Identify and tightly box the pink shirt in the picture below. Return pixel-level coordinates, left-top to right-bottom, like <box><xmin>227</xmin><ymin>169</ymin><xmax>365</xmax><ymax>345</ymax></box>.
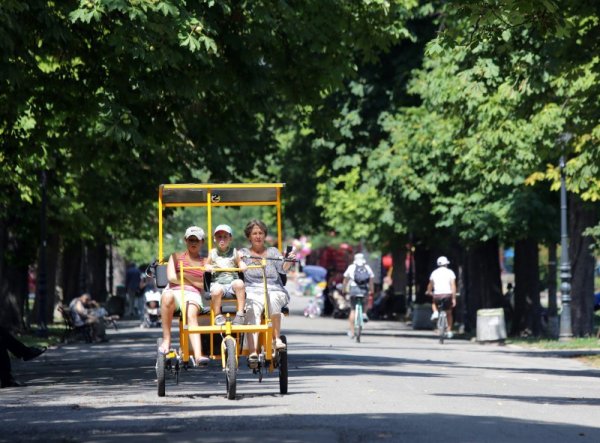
<box><xmin>170</xmin><ymin>251</ymin><xmax>205</xmax><ymax>293</ymax></box>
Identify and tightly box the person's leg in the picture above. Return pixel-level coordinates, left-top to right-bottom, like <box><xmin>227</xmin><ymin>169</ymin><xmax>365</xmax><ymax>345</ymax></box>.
<box><xmin>0</xmin><ymin>344</ymin><xmax>13</xmax><ymax>386</ymax></box>
<box><xmin>90</xmin><ymin>318</ymin><xmax>100</xmax><ymax>341</ymax></box>
<box><xmin>231</xmin><ymin>279</ymin><xmax>246</xmax><ymax>313</ymax></box>
<box><xmin>159</xmin><ymin>290</ymin><xmax>176</xmax><ymax>352</ymax></box>
<box><xmin>430</xmin><ymin>301</ymin><xmax>439</xmax><ymax>321</ymax></box>
<box><xmin>136</xmin><ymin>294</ymin><xmax>145</xmax><ymax>322</ymax></box>
<box><xmin>348</xmin><ymin>308</ymin><xmax>355</xmax><ymax>337</ymax></box>
<box><xmin>245</xmin><ymin>296</ymin><xmax>262</xmax><ymax>357</ymax></box>
<box><xmin>269</xmin><ymin>291</ymin><xmax>287</xmax><ymax>349</ymax></box>
<box><xmin>272</xmin><ymin>313</ymin><xmax>282</xmax><ymax>340</ymax></box>
<box><xmin>446</xmin><ymin>308</ymin><xmax>453</xmax><ymax>333</ymax></box>
<box><xmin>126</xmin><ymin>289</ymin><xmax>135</xmax><ymax>318</ymax></box>
<box><xmin>96</xmin><ymin>317</ymin><xmax>107</xmax><ymax>340</ymax></box>
<box><xmin>0</xmin><ymin>327</ymin><xmax>29</xmax><ymax>358</ymax></box>
<box><xmin>186</xmin><ymin>302</ymin><xmax>205</xmax><ymax>361</ymax></box>
<box><xmin>210</xmin><ymin>284</ymin><xmax>225</xmax><ymax>325</ymax></box>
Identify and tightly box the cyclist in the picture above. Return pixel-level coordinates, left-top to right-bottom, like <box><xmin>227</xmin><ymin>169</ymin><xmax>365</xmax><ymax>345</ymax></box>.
<box><xmin>426</xmin><ymin>256</ymin><xmax>457</xmax><ymax>338</ymax></box>
<box><xmin>342</xmin><ymin>253</ymin><xmax>374</xmax><ymax>339</ymax></box>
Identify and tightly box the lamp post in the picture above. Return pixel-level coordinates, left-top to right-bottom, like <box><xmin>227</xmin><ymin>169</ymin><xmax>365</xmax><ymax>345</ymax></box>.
<box><xmin>558</xmin><ymin>154</ymin><xmax>572</xmax><ymax>340</ymax></box>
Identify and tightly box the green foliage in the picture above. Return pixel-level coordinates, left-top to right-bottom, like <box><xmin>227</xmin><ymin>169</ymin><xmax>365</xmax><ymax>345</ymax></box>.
<box><xmin>1</xmin><ymin>0</ymin><xmax>412</xmax><ymax>269</ymax></box>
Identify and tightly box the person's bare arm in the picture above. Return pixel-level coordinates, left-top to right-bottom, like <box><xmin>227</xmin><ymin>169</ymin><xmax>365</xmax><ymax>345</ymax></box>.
<box><xmin>235</xmin><ymin>250</ymin><xmax>248</xmax><ymax>272</ymax></box>
<box><xmin>342</xmin><ymin>276</ymin><xmax>350</xmax><ymax>294</ymax></box>
<box><xmin>167</xmin><ymin>254</ymin><xmax>178</xmax><ymax>284</ymax></box>
<box><xmin>426</xmin><ymin>280</ymin><xmax>433</xmax><ymax>296</ymax></box>
<box><xmin>73</xmin><ymin>300</ymin><xmax>88</xmax><ymax>318</ymax></box>
<box><xmin>282</xmin><ymin>249</ymin><xmax>296</xmax><ymax>272</ymax></box>
<box><xmin>451</xmin><ymin>279</ymin><xmax>457</xmax><ymax>307</ymax></box>
<box><xmin>204</xmin><ymin>252</ymin><xmax>214</xmax><ymax>273</ymax></box>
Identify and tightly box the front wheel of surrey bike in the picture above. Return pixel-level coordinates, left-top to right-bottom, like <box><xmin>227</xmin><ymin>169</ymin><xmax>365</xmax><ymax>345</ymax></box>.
<box><xmin>438</xmin><ymin>312</ymin><xmax>447</xmax><ymax>344</ymax></box>
<box><xmin>156</xmin><ymin>338</ymin><xmax>166</xmax><ymax>397</ymax></box>
<box><xmin>278</xmin><ymin>335</ymin><xmax>288</xmax><ymax>394</ymax></box>
<box><xmin>224</xmin><ymin>338</ymin><xmax>237</xmax><ymax>400</ymax></box>
<box><xmin>355</xmin><ymin>301</ymin><xmax>363</xmax><ymax>343</ymax></box>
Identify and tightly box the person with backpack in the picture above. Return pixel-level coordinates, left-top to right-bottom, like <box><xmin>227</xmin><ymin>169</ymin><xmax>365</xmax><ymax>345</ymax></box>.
<box><xmin>342</xmin><ymin>253</ymin><xmax>374</xmax><ymax>339</ymax></box>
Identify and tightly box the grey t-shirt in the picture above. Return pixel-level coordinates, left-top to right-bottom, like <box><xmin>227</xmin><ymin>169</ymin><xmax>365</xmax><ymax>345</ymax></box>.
<box><xmin>239</xmin><ymin>247</ymin><xmax>289</xmax><ymax>299</ymax></box>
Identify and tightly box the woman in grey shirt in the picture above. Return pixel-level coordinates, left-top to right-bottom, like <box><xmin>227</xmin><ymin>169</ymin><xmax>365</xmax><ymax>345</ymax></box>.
<box><xmin>240</xmin><ymin>219</ymin><xmax>296</xmax><ymax>364</ymax></box>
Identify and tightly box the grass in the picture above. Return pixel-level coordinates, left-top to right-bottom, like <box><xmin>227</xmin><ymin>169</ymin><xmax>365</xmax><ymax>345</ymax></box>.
<box><xmin>507</xmin><ymin>336</ymin><xmax>600</xmax><ymax>368</ymax></box>
<box><xmin>14</xmin><ymin>323</ymin><xmax>66</xmax><ymax>349</ymax></box>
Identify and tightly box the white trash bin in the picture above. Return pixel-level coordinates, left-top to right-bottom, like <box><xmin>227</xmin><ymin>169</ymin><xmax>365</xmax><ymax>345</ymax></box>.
<box><xmin>476</xmin><ymin>308</ymin><xmax>507</xmax><ymax>342</ymax></box>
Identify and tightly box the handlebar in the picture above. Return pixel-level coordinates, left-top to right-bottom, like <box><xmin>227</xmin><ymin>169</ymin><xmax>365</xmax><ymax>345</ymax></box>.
<box><xmin>242</xmin><ymin>254</ymin><xmax>299</xmax><ymax>263</ymax></box>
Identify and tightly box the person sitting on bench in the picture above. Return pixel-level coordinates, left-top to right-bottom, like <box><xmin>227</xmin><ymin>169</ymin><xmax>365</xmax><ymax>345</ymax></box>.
<box><xmin>69</xmin><ymin>293</ymin><xmax>109</xmax><ymax>343</ymax></box>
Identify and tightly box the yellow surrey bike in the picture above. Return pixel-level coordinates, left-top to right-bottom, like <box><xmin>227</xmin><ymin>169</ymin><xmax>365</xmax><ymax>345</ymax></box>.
<box><xmin>153</xmin><ymin>183</ymin><xmax>290</xmax><ymax>399</ymax></box>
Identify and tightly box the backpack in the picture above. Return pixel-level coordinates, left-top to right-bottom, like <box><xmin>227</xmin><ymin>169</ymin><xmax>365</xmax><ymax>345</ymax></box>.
<box><xmin>354</xmin><ymin>265</ymin><xmax>370</xmax><ymax>288</ymax></box>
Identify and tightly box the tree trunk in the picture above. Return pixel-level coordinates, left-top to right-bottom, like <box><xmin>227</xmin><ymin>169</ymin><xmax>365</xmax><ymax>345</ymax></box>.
<box><xmin>0</xmin><ymin>219</ymin><xmax>29</xmax><ymax>331</ymax></box>
<box><xmin>413</xmin><ymin>243</ymin><xmax>433</xmax><ymax>305</ymax></box>
<box><xmin>44</xmin><ymin>233</ymin><xmax>60</xmax><ymax>324</ymax></box>
<box><xmin>388</xmin><ymin>233</ymin><xmax>408</xmax><ymax>316</ymax></box>
<box><xmin>512</xmin><ymin>238</ymin><xmax>541</xmax><ymax>336</ymax></box>
<box><xmin>86</xmin><ymin>241</ymin><xmax>108</xmax><ymax>302</ymax></box>
<box><xmin>568</xmin><ymin>195</ymin><xmax>598</xmax><ymax>337</ymax></box>
<box><xmin>465</xmin><ymin>238</ymin><xmax>503</xmax><ymax>333</ymax></box>
<box><xmin>61</xmin><ymin>240</ymin><xmax>82</xmax><ymax>304</ymax></box>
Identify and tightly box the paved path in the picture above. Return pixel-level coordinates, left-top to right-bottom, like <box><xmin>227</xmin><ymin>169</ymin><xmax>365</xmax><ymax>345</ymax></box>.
<box><xmin>2</xmin><ymin>295</ymin><xmax>599</xmax><ymax>442</ymax></box>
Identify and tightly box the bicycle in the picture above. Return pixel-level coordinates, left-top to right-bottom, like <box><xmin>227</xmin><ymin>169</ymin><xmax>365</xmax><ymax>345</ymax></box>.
<box><xmin>435</xmin><ymin>297</ymin><xmax>449</xmax><ymax>344</ymax></box>
<box><xmin>352</xmin><ymin>290</ymin><xmax>367</xmax><ymax>343</ymax></box>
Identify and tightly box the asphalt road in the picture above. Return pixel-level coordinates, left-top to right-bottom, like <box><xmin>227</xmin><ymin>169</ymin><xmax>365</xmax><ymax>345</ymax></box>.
<box><xmin>2</xmin><ymin>294</ymin><xmax>600</xmax><ymax>443</ymax></box>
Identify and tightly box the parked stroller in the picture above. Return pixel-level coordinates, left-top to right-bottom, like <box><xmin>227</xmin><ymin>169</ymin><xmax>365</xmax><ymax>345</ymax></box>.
<box><xmin>142</xmin><ymin>290</ymin><xmax>161</xmax><ymax>328</ymax></box>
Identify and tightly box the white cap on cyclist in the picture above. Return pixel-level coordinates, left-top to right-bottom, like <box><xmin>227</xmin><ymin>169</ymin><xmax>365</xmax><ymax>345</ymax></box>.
<box><xmin>214</xmin><ymin>224</ymin><xmax>233</xmax><ymax>236</ymax></box>
<box><xmin>354</xmin><ymin>253</ymin><xmax>366</xmax><ymax>266</ymax></box>
<box><xmin>185</xmin><ymin>226</ymin><xmax>205</xmax><ymax>240</ymax></box>
<box><xmin>437</xmin><ymin>256</ymin><xmax>450</xmax><ymax>266</ymax></box>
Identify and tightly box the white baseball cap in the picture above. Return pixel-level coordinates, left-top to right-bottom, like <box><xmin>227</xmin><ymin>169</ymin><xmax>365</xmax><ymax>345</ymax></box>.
<box><xmin>214</xmin><ymin>224</ymin><xmax>233</xmax><ymax>236</ymax></box>
<box><xmin>437</xmin><ymin>256</ymin><xmax>450</xmax><ymax>266</ymax></box>
<box><xmin>354</xmin><ymin>253</ymin><xmax>366</xmax><ymax>266</ymax></box>
<box><xmin>184</xmin><ymin>226</ymin><xmax>205</xmax><ymax>240</ymax></box>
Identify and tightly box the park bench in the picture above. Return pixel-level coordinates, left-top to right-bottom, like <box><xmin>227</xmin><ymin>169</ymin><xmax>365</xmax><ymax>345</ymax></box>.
<box><xmin>57</xmin><ymin>304</ymin><xmax>93</xmax><ymax>343</ymax></box>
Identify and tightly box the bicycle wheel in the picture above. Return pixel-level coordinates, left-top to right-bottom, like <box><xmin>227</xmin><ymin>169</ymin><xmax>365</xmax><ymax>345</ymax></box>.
<box><xmin>224</xmin><ymin>338</ymin><xmax>237</xmax><ymax>400</ymax></box>
<box><xmin>438</xmin><ymin>313</ymin><xmax>447</xmax><ymax>344</ymax></box>
<box><xmin>355</xmin><ymin>302</ymin><xmax>363</xmax><ymax>343</ymax></box>
<box><xmin>278</xmin><ymin>335</ymin><xmax>288</xmax><ymax>394</ymax></box>
<box><xmin>156</xmin><ymin>338</ymin><xmax>166</xmax><ymax>397</ymax></box>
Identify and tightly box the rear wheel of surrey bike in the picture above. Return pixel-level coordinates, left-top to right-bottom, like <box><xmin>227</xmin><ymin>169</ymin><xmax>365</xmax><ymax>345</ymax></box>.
<box><xmin>278</xmin><ymin>335</ymin><xmax>288</xmax><ymax>394</ymax></box>
<box><xmin>438</xmin><ymin>312</ymin><xmax>447</xmax><ymax>344</ymax></box>
<box><xmin>224</xmin><ymin>338</ymin><xmax>237</xmax><ymax>400</ymax></box>
<box><xmin>156</xmin><ymin>337</ymin><xmax>166</xmax><ymax>397</ymax></box>
<box><xmin>355</xmin><ymin>301</ymin><xmax>363</xmax><ymax>343</ymax></box>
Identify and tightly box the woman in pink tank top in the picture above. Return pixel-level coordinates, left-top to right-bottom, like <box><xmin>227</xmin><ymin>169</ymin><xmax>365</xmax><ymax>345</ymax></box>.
<box><xmin>158</xmin><ymin>226</ymin><xmax>209</xmax><ymax>366</ymax></box>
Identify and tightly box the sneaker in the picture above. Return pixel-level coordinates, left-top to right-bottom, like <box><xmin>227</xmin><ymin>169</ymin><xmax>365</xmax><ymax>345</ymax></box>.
<box><xmin>274</xmin><ymin>338</ymin><xmax>286</xmax><ymax>350</ymax></box>
<box><xmin>232</xmin><ymin>313</ymin><xmax>245</xmax><ymax>325</ymax></box>
<box><xmin>446</xmin><ymin>331</ymin><xmax>453</xmax><ymax>339</ymax></box>
<box><xmin>248</xmin><ymin>352</ymin><xmax>259</xmax><ymax>368</ymax></box>
<box><xmin>22</xmin><ymin>346</ymin><xmax>46</xmax><ymax>361</ymax></box>
<box><xmin>362</xmin><ymin>313</ymin><xmax>369</xmax><ymax>323</ymax></box>
<box><xmin>430</xmin><ymin>311</ymin><xmax>439</xmax><ymax>321</ymax></box>
<box><xmin>215</xmin><ymin>314</ymin><xmax>226</xmax><ymax>326</ymax></box>
<box><xmin>347</xmin><ymin>330</ymin><xmax>354</xmax><ymax>339</ymax></box>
